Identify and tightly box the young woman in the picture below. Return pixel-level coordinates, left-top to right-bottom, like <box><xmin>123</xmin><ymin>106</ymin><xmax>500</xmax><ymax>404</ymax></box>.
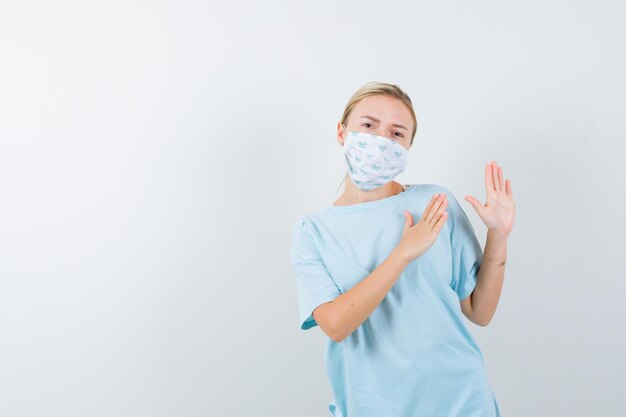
<box><xmin>290</xmin><ymin>82</ymin><xmax>516</xmax><ymax>417</ymax></box>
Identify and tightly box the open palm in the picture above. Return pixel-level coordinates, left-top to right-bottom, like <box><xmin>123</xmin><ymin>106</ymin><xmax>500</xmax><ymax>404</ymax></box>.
<box><xmin>464</xmin><ymin>161</ymin><xmax>516</xmax><ymax>238</ymax></box>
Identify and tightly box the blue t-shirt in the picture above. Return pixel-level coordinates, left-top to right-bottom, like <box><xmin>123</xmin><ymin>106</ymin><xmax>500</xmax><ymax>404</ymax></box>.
<box><xmin>289</xmin><ymin>183</ymin><xmax>501</xmax><ymax>417</ymax></box>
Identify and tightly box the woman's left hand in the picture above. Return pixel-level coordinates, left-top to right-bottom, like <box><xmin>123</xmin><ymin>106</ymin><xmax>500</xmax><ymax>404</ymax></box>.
<box><xmin>464</xmin><ymin>161</ymin><xmax>516</xmax><ymax>238</ymax></box>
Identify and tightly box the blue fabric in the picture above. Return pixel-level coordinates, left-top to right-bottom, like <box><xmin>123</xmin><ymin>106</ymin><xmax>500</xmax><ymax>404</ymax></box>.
<box><xmin>290</xmin><ymin>184</ymin><xmax>501</xmax><ymax>417</ymax></box>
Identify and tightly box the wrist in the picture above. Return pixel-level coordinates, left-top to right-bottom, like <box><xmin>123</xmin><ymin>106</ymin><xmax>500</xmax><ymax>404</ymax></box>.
<box><xmin>484</xmin><ymin>252</ymin><xmax>506</xmax><ymax>267</ymax></box>
<box><xmin>487</xmin><ymin>229</ymin><xmax>509</xmax><ymax>241</ymax></box>
<box><xmin>390</xmin><ymin>246</ymin><xmax>411</xmax><ymax>268</ymax></box>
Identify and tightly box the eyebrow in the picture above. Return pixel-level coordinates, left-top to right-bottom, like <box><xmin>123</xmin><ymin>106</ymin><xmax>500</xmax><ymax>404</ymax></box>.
<box><xmin>360</xmin><ymin>115</ymin><xmax>408</xmax><ymax>131</ymax></box>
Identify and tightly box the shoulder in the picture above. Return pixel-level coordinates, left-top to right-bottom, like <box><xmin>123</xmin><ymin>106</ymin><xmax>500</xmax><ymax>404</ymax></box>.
<box><xmin>291</xmin><ymin>211</ymin><xmax>324</xmax><ymax>230</ymax></box>
<box><xmin>290</xmin><ymin>215</ymin><xmax>315</xmax><ymax>264</ymax></box>
<box><xmin>292</xmin><ymin>214</ymin><xmax>309</xmax><ymax>229</ymax></box>
<box><xmin>407</xmin><ymin>183</ymin><xmax>466</xmax><ymax>218</ymax></box>
<box><xmin>290</xmin><ymin>212</ymin><xmax>331</xmax><ymax>265</ymax></box>
<box><xmin>290</xmin><ymin>212</ymin><xmax>326</xmax><ymax>242</ymax></box>
<box><xmin>407</xmin><ymin>183</ymin><xmax>456</xmax><ymax>199</ymax></box>
<box><xmin>291</xmin><ymin>214</ymin><xmax>311</xmax><ymax>238</ymax></box>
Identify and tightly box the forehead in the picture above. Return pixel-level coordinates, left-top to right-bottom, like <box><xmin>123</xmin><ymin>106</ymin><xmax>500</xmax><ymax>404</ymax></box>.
<box><xmin>351</xmin><ymin>95</ymin><xmax>413</xmax><ymax>126</ymax></box>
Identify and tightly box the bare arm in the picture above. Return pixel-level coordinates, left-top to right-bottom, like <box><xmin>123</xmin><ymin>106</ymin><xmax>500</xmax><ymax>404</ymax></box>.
<box><xmin>461</xmin><ymin>161</ymin><xmax>515</xmax><ymax>326</ymax></box>
<box><xmin>463</xmin><ymin>230</ymin><xmax>507</xmax><ymax>326</ymax></box>
<box><xmin>313</xmin><ymin>248</ymin><xmax>410</xmax><ymax>342</ymax></box>
<box><xmin>315</xmin><ymin>192</ymin><xmax>449</xmax><ymax>342</ymax></box>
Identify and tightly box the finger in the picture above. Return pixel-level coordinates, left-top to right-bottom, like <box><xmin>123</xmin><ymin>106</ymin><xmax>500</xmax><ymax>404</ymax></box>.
<box><xmin>485</xmin><ymin>163</ymin><xmax>494</xmax><ymax>195</ymax></box>
<box><xmin>424</xmin><ymin>193</ymin><xmax>445</xmax><ymax>223</ymax></box>
<box><xmin>506</xmin><ymin>179</ymin><xmax>512</xmax><ymax>196</ymax></box>
<box><xmin>400</xmin><ymin>212</ymin><xmax>411</xmax><ymax>237</ymax></box>
<box><xmin>420</xmin><ymin>193</ymin><xmax>440</xmax><ymax>222</ymax></box>
<box><xmin>433</xmin><ymin>210</ymin><xmax>448</xmax><ymax>231</ymax></box>
<box><xmin>403</xmin><ymin>211</ymin><xmax>413</xmax><ymax>230</ymax></box>
<box><xmin>464</xmin><ymin>195</ymin><xmax>483</xmax><ymax>216</ymax></box>
<box><xmin>492</xmin><ymin>161</ymin><xmax>501</xmax><ymax>192</ymax></box>
<box><xmin>427</xmin><ymin>194</ymin><xmax>447</xmax><ymax>225</ymax></box>
<box><xmin>498</xmin><ymin>166</ymin><xmax>505</xmax><ymax>191</ymax></box>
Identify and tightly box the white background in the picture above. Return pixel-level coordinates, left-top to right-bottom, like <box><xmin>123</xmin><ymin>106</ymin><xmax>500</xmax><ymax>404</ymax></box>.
<box><xmin>1</xmin><ymin>1</ymin><xmax>625</xmax><ymax>416</ymax></box>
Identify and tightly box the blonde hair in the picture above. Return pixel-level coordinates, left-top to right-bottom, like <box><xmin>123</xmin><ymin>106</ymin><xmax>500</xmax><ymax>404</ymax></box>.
<box><xmin>336</xmin><ymin>81</ymin><xmax>418</xmax><ymax>194</ymax></box>
<box><xmin>340</xmin><ymin>81</ymin><xmax>418</xmax><ymax>144</ymax></box>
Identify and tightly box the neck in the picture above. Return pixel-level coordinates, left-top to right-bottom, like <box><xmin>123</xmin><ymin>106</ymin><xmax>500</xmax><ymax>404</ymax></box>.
<box><xmin>334</xmin><ymin>176</ymin><xmax>405</xmax><ymax>206</ymax></box>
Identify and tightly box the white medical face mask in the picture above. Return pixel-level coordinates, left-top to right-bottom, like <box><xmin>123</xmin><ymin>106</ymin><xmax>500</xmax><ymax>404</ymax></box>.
<box><xmin>341</xmin><ymin>124</ymin><xmax>409</xmax><ymax>191</ymax></box>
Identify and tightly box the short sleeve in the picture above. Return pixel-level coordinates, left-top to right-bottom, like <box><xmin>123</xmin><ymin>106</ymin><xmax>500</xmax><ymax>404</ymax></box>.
<box><xmin>442</xmin><ymin>189</ymin><xmax>484</xmax><ymax>301</ymax></box>
<box><xmin>290</xmin><ymin>216</ymin><xmax>342</xmax><ymax>331</ymax></box>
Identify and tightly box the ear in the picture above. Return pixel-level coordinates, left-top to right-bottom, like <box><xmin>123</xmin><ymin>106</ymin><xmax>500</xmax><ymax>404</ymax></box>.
<box><xmin>337</xmin><ymin>122</ymin><xmax>346</xmax><ymax>146</ymax></box>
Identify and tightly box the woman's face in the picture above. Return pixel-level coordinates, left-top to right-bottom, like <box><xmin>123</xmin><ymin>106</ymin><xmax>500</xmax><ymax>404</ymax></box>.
<box><xmin>337</xmin><ymin>94</ymin><xmax>414</xmax><ymax>150</ymax></box>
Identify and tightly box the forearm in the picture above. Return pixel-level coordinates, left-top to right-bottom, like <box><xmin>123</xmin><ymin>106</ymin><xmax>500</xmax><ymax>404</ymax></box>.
<box><xmin>327</xmin><ymin>248</ymin><xmax>410</xmax><ymax>342</ymax></box>
<box><xmin>471</xmin><ymin>230</ymin><xmax>508</xmax><ymax>325</ymax></box>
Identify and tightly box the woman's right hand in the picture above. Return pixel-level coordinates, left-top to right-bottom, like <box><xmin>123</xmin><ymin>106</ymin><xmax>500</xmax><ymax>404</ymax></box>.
<box><xmin>395</xmin><ymin>193</ymin><xmax>449</xmax><ymax>263</ymax></box>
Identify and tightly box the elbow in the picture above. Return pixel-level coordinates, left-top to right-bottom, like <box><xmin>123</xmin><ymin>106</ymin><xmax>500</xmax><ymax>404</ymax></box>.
<box><xmin>469</xmin><ymin>304</ymin><xmax>493</xmax><ymax>327</ymax></box>
<box><xmin>475</xmin><ymin>316</ymin><xmax>492</xmax><ymax>327</ymax></box>
<box><xmin>329</xmin><ymin>322</ymin><xmax>347</xmax><ymax>343</ymax></box>
<box><xmin>314</xmin><ymin>302</ymin><xmax>348</xmax><ymax>342</ymax></box>
<box><xmin>331</xmin><ymin>332</ymin><xmax>347</xmax><ymax>343</ymax></box>
<box><xmin>315</xmin><ymin>316</ymin><xmax>345</xmax><ymax>342</ymax></box>
<box><xmin>325</xmin><ymin>318</ymin><xmax>350</xmax><ymax>343</ymax></box>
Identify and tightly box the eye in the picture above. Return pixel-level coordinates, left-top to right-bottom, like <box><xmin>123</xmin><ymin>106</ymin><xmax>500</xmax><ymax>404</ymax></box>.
<box><xmin>394</xmin><ymin>131</ymin><xmax>404</xmax><ymax>138</ymax></box>
<box><xmin>362</xmin><ymin>122</ymin><xmax>374</xmax><ymax>129</ymax></box>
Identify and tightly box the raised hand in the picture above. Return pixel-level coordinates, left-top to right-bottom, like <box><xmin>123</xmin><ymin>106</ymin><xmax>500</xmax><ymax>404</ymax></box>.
<box><xmin>464</xmin><ymin>161</ymin><xmax>516</xmax><ymax>238</ymax></box>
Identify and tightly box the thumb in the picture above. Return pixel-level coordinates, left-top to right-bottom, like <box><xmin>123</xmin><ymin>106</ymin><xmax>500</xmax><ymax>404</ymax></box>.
<box><xmin>464</xmin><ymin>195</ymin><xmax>484</xmax><ymax>215</ymax></box>
<box><xmin>403</xmin><ymin>211</ymin><xmax>414</xmax><ymax>230</ymax></box>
